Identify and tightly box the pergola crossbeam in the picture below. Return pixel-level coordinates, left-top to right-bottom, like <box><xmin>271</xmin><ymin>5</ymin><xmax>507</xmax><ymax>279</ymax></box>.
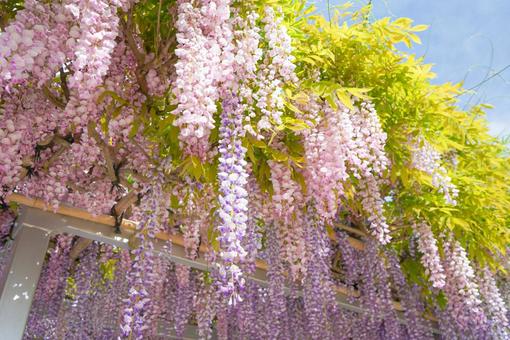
<box><xmin>0</xmin><ymin>219</ymin><xmax>50</xmax><ymax>340</ymax></box>
<box><xmin>0</xmin><ymin>194</ymin><xmax>440</xmax><ymax>337</ymax></box>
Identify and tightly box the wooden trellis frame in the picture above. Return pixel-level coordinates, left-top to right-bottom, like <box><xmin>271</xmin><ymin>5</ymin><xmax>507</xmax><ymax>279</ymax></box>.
<box><xmin>0</xmin><ymin>194</ymin><xmax>439</xmax><ymax>339</ymax></box>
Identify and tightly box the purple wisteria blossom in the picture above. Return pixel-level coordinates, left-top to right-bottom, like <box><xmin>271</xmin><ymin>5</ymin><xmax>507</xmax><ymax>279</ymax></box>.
<box><xmin>216</xmin><ymin>95</ymin><xmax>249</xmax><ymax>303</ymax></box>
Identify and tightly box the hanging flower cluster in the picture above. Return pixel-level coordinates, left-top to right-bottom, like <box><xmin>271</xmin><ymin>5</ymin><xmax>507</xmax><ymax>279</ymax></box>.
<box><xmin>254</xmin><ymin>6</ymin><xmax>297</xmax><ymax>131</ymax></box>
<box><xmin>414</xmin><ymin>222</ymin><xmax>446</xmax><ymax>289</ymax></box>
<box><xmin>0</xmin><ymin>0</ymin><xmax>73</xmax><ymax>87</ymax></box>
<box><xmin>216</xmin><ymin>96</ymin><xmax>249</xmax><ymax>302</ymax></box>
<box><xmin>357</xmin><ymin>240</ymin><xmax>403</xmax><ymax>339</ymax></box>
<box><xmin>411</xmin><ymin>137</ymin><xmax>459</xmax><ymax>205</ymax></box>
<box><xmin>442</xmin><ymin>237</ymin><xmax>489</xmax><ymax>336</ymax></box>
<box><xmin>386</xmin><ymin>253</ymin><xmax>434</xmax><ymax>339</ymax></box>
<box><xmin>302</xmin><ymin>99</ymin><xmax>352</xmax><ymax>222</ymax></box>
<box><xmin>302</xmin><ymin>212</ymin><xmax>338</xmax><ymax>339</ymax></box>
<box><xmin>121</xmin><ymin>185</ymin><xmax>169</xmax><ymax>339</ymax></box>
<box><xmin>62</xmin><ymin>0</ymin><xmax>129</xmax><ymax>130</ymax></box>
<box><xmin>476</xmin><ymin>266</ymin><xmax>510</xmax><ymax>338</ymax></box>
<box><xmin>349</xmin><ymin>102</ymin><xmax>390</xmax><ymax>244</ymax></box>
<box><xmin>173</xmin><ymin>0</ymin><xmax>233</xmax><ymax>158</ymax></box>
<box><xmin>268</xmin><ymin>158</ymin><xmax>306</xmax><ymax>277</ymax></box>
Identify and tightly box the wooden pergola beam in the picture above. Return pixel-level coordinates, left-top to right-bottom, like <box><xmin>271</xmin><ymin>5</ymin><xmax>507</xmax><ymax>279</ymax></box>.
<box><xmin>69</xmin><ymin>238</ymin><xmax>93</xmax><ymax>260</ymax></box>
<box><xmin>6</xmin><ymin>193</ymin><xmax>365</xmax><ymax>251</ymax></box>
<box><xmin>5</xmin><ymin>193</ymin><xmax>442</xmax><ymax>325</ymax></box>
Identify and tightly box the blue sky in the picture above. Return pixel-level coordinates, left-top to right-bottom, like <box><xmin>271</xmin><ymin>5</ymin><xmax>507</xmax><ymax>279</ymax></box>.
<box><xmin>313</xmin><ymin>0</ymin><xmax>510</xmax><ymax>137</ymax></box>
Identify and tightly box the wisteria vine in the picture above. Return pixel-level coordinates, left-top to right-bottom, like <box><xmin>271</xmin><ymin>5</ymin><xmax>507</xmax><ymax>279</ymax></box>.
<box><xmin>0</xmin><ymin>0</ymin><xmax>507</xmax><ymax>339</ymax></box>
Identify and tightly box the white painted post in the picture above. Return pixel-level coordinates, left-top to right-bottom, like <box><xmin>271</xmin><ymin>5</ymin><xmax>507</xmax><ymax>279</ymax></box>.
<box><xmin>0</xmin><ymin>210</ymin><xmax>50</xmax><ymax>340</ymax></box>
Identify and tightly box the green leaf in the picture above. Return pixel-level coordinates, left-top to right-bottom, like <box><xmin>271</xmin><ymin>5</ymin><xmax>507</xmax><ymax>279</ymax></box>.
<box><xmin>292</xmin><ymin>167</ymin><xmax>307</xmax><ymax>193</ymax></box>
<box><xmin>409</xmin><ymin>33</ymin><xmax>422</xmax><ymax>45</ymax></box>
<box><xmin>170</xmin><ymin>195</ymin><xmax>179</xmax><ymax>209</ymax></box>
<box><xmin>335</xmin><ymin>89</ymin><xmax>354</xmax><ymax>110</ymax></box>
<box><xmin>246</xmin><ymin>143</ymin><xmax>257</xmax><ymax>164</ymax></box>
<box><xmin>282</xmin><ymin>117</ymin><xmax>310</xmax><ymax>132</ymax></box>
<box><xmin>270</xmin><ymin>148</ymin><xmax>289</xmax><ymax>162</ymax></box>
<box><xmin>96</xmin><ymin>90</ymin><xmax>129</xmax><ymax>106</ymax></box>
<box><xmin>129</xmin><ymin>119</ymin><xmax>141</xmax><ymax>138</ymax></box>
<box><xmin>325</xmin><ymin>93</ymin><xmax>337</xmax><ymax>109</ymax></box>
<box><xmin>393</xmin><ymin>17</ymin><xmax>413</xmax><ymax>28</ymax></box>
<box><xmin>345</xmin><ymin>87</ymin><xmax>372</xmax><ymax>100</ymax></box>
<box><xmin>190</xmin><ymin>156</ymin><xmax>203</xmax><ymax>181</ymax></box>
<box><xmin>450</xmin><ymin>217</ymin><xmax>471</xmax><ymax>231</ymax></box>
<box><xmin>248</xmin><ymin>134</ymin><xmax>267</xmax><ymax>149</ymax></box>
<box><xmin>411</xmin><ymin>24</ymin><xmax>429</xmax><ymax>32</ymax></box>
<box><xmin>284</xmin><ymin>101</ymin><xmax>303</xmax><ymax>114</ymax></box>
